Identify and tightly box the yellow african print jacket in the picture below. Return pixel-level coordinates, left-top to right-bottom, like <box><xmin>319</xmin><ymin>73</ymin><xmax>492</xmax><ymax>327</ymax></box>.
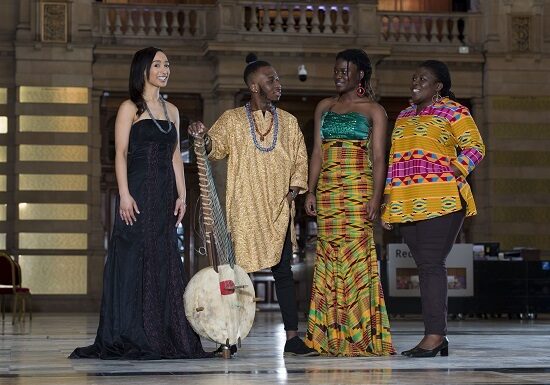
<box><xmin>382</xmin><ymin>97</ymin><xmax>485</xmax><ymax>224</ymax></box>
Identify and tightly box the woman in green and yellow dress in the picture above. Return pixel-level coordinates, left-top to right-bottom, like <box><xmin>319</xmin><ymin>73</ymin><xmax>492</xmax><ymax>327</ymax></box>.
<box><xmin>304</xmin><ymin>49</ymin><xmax>395</xmax><ymax>356</ymax></box>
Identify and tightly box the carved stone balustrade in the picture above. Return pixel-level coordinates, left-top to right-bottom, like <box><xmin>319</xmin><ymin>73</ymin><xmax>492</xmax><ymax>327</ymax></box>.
<box><xmin>378</xmin><ymin>11</ymin><xmax>481</xmax><ymax>46</ymax></box>
<box><xmin>240</xmin><ymin>2</ymin><xmax>353</xmax><ymax>35</ymax></box>
<box><xmin>92</xmin><ymin>2</ymin><xmax>482</xmax><ymax>50</ymax></box>
<box><xmin>94</xmin><ymin>3</ymin><xmax>212</xmax><ymax>42</ymax></box>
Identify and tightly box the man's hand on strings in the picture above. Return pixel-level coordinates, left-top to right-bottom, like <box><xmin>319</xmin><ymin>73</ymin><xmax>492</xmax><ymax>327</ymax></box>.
<box><xmin>188</xmin><ymin>121</ymin><xmax>208</xmax><ymax>138</ymax></box>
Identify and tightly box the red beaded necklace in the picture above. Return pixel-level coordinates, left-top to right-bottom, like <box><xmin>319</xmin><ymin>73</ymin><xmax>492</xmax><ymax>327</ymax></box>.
<box><xmin>252</xmin><ymin>112</ymin><xmax>273</xmax><ymax>141</ymax></box>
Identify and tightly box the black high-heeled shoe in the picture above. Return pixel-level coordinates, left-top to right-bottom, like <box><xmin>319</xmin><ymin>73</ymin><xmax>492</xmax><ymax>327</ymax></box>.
<box><xmin>407</xmin><ymin>337</ymin><xmax>449</xmax><ymax>358</ymax></box>
<box><xmin>400</xmin><ymin>346</ymin><xmax>420</xmax><ymax>356</ymax></box>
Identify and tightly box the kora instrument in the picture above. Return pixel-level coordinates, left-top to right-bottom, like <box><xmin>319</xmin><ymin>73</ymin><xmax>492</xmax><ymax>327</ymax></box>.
<box><xmin>183</xmin><ymin>136</ymin><xmax>256</xmax><ymax>357</ymax></box>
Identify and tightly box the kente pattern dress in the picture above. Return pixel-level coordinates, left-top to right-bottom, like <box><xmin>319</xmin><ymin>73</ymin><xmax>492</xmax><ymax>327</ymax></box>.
<box><xmin>70</xmin><ymin>119</ymin><xmax>210</xmax><ymax>360</ymax></box>
<box><xmin>305</xmin><ymin>111</ymin><xmax>395</xmax><ymax>356</ymax></box>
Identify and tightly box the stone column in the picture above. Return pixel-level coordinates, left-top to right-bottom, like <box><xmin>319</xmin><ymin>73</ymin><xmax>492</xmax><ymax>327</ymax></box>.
<box><xmin>215</xmin><ymin>0</ymin><xmax>241</xmax><ymax>41</ymax></box>
<box><xmin>355</xmin><ymin>0</ymin><xmax>379</xmax><ymax>46</ymax></box>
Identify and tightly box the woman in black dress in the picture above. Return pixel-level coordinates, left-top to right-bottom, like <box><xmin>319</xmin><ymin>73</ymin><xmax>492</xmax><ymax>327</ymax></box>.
<box><xmin>70</xmin><ymin>47</ymin><xmax>209</xmax><ymax>359</ymax></box>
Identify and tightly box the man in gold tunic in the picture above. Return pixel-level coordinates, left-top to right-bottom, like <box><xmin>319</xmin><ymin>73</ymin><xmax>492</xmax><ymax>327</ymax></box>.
<box><xmin>189</xmin><ymin>55</ymin><xmax>316</xmax><ymax>356</ymax></box>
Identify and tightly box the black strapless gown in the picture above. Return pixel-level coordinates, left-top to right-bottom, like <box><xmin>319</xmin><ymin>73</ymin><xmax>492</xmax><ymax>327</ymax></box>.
<box><xmin>70</xmin><ymin>119</ymin><xmax>209</xmax><ymax>360</ymax></box>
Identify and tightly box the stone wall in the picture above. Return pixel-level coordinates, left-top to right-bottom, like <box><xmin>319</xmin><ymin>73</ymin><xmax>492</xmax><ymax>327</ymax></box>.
<box><xmin>475</xmin><ymin>0</ymin><xmax>550</xmax><ymax>250</ymax></box>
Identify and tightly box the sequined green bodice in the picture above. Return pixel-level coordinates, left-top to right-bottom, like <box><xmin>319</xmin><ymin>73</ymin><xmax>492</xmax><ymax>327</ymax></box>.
<box><xmin>320</xmin><ymin>111</ymin><xmax>371</xmax><ymax>140</ymax></box>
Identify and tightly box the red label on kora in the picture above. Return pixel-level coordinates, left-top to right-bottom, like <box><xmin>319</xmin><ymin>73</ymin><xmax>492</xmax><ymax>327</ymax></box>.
<box><xmin>219</xmin><ymin>280</ymin><xmax>235</xmax><ymax>295</ymax></box>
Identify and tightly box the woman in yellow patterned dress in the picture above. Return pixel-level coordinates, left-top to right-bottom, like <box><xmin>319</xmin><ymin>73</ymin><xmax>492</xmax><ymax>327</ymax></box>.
<box><xmin>304</xmin><ymin>49</ymin><xmax>395</xmax><ymax>356</ymax></box>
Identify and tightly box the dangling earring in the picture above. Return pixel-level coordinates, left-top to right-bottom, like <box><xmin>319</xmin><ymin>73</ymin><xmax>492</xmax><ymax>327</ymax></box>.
<box><xmin>432</xmin><ymin>91</ymin><xmax>442</xmax><ymax>104</ymax></box>
<box><xmin>356</xmin><ymin>82</ymin><xmax>366</xmax><ymax>97</ymax></box>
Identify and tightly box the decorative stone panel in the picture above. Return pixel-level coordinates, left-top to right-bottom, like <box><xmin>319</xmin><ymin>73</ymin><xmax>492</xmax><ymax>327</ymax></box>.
<box><xmin>510</xmin><ymin>15</ymin><xmax>531</xmax><ymax>52</ymax></box>
<box><xmin>41</xmin><ymin>1</ymin><xmax>68</xmax><ymax>43</ymax></box>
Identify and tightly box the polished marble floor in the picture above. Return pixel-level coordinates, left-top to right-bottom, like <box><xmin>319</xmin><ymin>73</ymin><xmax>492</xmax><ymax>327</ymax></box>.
<box><xmin>1</xmin><ymin>312</ymin><xmax>550</xmax><ymax>385</ymax></box>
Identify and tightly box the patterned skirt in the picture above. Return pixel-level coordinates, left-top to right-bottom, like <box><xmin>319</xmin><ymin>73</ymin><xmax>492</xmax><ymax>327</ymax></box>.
<box><xmin>305</xmin><ymin>140</ymin><xmax>395</xmax><ymax>356</ymax></box>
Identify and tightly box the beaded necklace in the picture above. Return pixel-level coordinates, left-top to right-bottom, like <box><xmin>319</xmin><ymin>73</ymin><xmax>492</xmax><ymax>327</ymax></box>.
<box><xmin>145</xmin><ymin>97</ymin><xmax>173</xmax><ymax>134</ymax></box>
<box><xmin>253</xmin><ymin>113</ymin><xmax>273</xmax><ymax>141</ymax></box>
<box><xmin>245</xmin><ymin>102</ymin><xmax>278</xmax><ymax>152</ymax></box>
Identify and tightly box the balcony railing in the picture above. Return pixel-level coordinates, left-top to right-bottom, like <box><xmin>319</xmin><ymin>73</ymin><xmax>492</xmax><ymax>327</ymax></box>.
<box><xmin>240</xmin><ymin>3</ymin><xmax>353</xmax><ymax>35</ymax></box>
<box><xmin>92</xmin><ymin>2</ymin><xmax>480</xmax><ymax>48</ymax></box>
<box><xmin>379</xmin><ymin>12</ymin><xmax>472</xmax><ymax>45</ymax></box>
<box><xmin>95</xmin><ymin>4</ymin><xmax>210</xmax><ymax>39</ymax></box>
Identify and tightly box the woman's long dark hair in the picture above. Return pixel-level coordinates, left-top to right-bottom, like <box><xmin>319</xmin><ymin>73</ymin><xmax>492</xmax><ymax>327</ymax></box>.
<box><xmin>336</xmin><ymin>49</ymin><xmax>372</xmax><ymax>93</ymax></box>
<box><xmin>419</xmin><ymin>60</ymin><xmax>456</xmax><ymax>100</ymax></box>
<box><xmin>129</xmin><ymin>47</ymin><xmax>163</xmax><ymax>116</ymax></box>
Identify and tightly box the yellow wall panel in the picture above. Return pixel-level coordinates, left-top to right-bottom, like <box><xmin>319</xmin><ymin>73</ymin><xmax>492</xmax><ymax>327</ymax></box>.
<box><xmin>492</xmin><ymin>96</ymin><xmax>550</xmax><ymax>111</ymax></box>
<box><xmin>18</xmin><ymin>255</ymin><xmax>87</xmax><ymax>294</ymax></box>
<box><xmin>493</xmin><ymin>123</ymin><xmax>550</xmax><ymax>139</ymax></box>
<box><xmin>0</xmin><ymin>204</ymin><xmax>6</xmax><ymax>220</ymax></box>
<box><xmin>19</xmin><ymin>145</ymin><xmax>88</xmax><ymax>162</ymax></box>
<box><xmin>19</xmin><ymin>174</ymin><xmax>87</xmax><ymax>191</ymax></box>
<box><xmin>0</xmin><ymin>88</ymin><xmax>6</xmax><ymax>104</ymax></box>
<box><xmin>19</xmin><ymin>232</ymin><xmax>87</xmax><ymax>249</ymax></box>
<box><xmin>493</xmin><ymin>151</ymin><xmax>550</xmax><ymax>167</ymax></box>
<box><xmin>493</xmin><ymin>207</ymin><xmax>550</xmax><ymax>223</ymax></box>
<box><xmin>19</xmin><ymin>115</ymin><xmax>88</xmax><ymax>133</ymax></box>
<box><xmin>0</xmin><ymin>116</ymin><xmax>7</xmax><ymax>133</ymax></box>
<box><xmin>19</xmin><ymin>86</ymin><xmax>88</xmax><ymax>104</ymax></box>
<box><xmin>494</xmin><ymin>179</ymin><xmax>550</xmax><ymax>194</ymax></box>
<box><xmin>19</xmin><ymin>203</ymin><xmax>87</xmax><ymax>220</ymax></box>
<box><xmin>0</xmin><ymin>175</ymin><xmax>6</xmax><ymax>191</ymax></box>
<box><xmin>0</xmin><ymin>233</ymin><xmax>5</xmax><ymax>249</ymax></box>
<box><xmin>0</xmin><ymin>146</ymin><xmax>5</xmax><ymax>162</ymax></box>
<box><xmin>496</xmin><ymin>234</ymin><xmax>550</xmax><ymax>251</ymax></box>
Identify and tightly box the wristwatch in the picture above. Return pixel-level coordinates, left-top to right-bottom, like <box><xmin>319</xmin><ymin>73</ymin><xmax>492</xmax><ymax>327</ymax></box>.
<box><xmin>289</xmin><ymin>189</ymin><xmax>298</xmax><ymax>200</ymax></box>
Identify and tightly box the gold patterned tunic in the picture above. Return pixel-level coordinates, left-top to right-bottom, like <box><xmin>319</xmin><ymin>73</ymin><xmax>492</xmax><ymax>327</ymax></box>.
<box><xmin>208</xmin><ymin>106</ymin><xmax>308</xmax><ymax>272</ymax></box>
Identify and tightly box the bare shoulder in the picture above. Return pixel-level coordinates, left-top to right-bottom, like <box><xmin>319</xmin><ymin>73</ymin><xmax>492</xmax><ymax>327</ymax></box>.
<box><xmin>369</xmin><ymin>101</ymin><xmax>388</xmax><ymax>118</ymax></box>
<box><xmin>357</xmin><ymin>100</ymin><xmax>387</xmax><ymax>120</ymax></box>
<box><xmin>119</xmin><ymin>99</ymin><xmax>138</xmax><ymax>115</ymax></box>
<box><xmin>162</xmin><ymin>101</ymin><xmax>180</xmax><ymax>122</ymax></box>
<box><xmin>165</xmin><ymin>100</ymin><xmax>179</xmax><ymax>114</ymax></box>
<box><xmin>116</xmin><ymin>100</ymin><xmax>138</xmax><ymax>125</ymax></box>
<box><xmin>164</xmin><ymin>100</ymin><xmax>179</xmax><ymax>121</ymax></box>
<box><xmin>315</xmin><ymin>96</ymin><xmax>337</xmax><ymax>114</ymax></box>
